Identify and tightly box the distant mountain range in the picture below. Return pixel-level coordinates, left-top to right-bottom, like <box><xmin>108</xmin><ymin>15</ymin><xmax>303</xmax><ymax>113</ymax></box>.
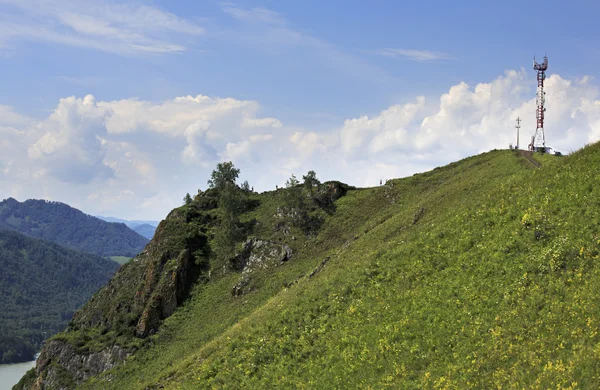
<box><xmin>130</xmin><ymin>223</ymin><xmax>156</xmax><ymax>239</ymax></box>
<box><xmin>0</xmin><ymin>229</ymin><xmax>119</xmax><ymax>364</ymax></box>
<box><xmin>0</xmin><ymin>198</ymin><xmax>149</xmax><ymax>257</ymax></box>
<box><xmin>97</xmin><ymin>216</ymin><xmax>159</xmax><ymax>239</ymax></box>
<box><xmin>97</xmin><ymin>216</ymin><xmax>159</xmax><ymax>228</ymax></box>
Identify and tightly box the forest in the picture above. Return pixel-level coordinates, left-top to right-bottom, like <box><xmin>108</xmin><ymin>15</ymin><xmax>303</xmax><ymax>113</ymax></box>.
<box><xmin>0</xmin><ymin>229</ymin><xmax>120</xmax><ymax>363</ymax></box>
<box><xmin>0</xmin><ymin>198</ymin><xmax>148</xmax><ymax>257</ymax></box>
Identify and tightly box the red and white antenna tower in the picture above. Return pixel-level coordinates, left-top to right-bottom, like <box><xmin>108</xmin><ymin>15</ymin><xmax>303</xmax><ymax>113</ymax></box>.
<box><xmin>530</xmin><ymin>55</ymin><xmax>548</xmax><ymax>150</ymax></box>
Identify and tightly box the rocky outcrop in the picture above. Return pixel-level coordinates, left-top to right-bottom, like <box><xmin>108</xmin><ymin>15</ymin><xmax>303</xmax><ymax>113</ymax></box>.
<box><xmin>22</xmin><ymin>340</ymin><xmax>130</xmax><ymax>390</ymax></box>
<box><xmin>68</xmin><ymin>207</ymin><xmax>209</xmax><ymax>339</ymax></box>
<box><xmin>134</xmin><ymin>247</ymin><xmax>196</xmax><ymax>337</ymax></box>
<box><xmin>20</xmin><ymin>200</ymin><xmax>212</xmax><ymax>389</ymax></box>
<box><xmin>231</xmin><ymin>238</ymin><xmax>292</xmax><ymax>296</ymax></box>
<box><xmin>313</xmin><ymin>181</ymin><xmax>352</xmax><ymax>212</ymax></box>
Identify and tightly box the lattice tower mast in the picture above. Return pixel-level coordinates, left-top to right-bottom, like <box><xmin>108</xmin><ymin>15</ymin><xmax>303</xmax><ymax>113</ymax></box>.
<box><xmin>533</xmin><ymin>55</ymin><xmax>548</xmax><ymax>148</ymax></box>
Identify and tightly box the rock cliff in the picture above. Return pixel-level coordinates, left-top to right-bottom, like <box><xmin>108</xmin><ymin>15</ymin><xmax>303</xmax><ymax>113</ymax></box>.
<box><xmin>18</xmin><ymin>197</ymin><xmax>214</xmax><ymax>389</ymax></box>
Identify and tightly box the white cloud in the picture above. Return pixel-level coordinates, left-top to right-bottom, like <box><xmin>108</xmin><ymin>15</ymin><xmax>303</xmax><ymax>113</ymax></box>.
<box><xmin>104</xmin><ymin>141</ymin><xmax>157</xmax><ymax>187</ymax></box>
<box><xmin>376</xmin><ymin>49</ymin><xmax>453</xmax><ymax>62</ymax></box>
<box><xmin>0</xmin><ymin>104</ymin><xmax>31</xmax><ymax>126</ymax></box>
<box><xmin>221</xmin><ymin>133</ymin><xmax>274</xmax><ymax>163</ymax></box>
<box><xmin>340</xmin><ymin>96</ymin><xmax>427</xmax><ymax>155</ymax></box>
<box><xmin>28</xmin><ymin>95</ymin><xmax>114</xmax><ymax>183</ymax></box>
<box><xmin>98</xmin><ymin>95</ymin><xmax>280</xmax><ymax>167</ymax></box>
<box><xmin>181</xmin><ymin>119</ymin><xmax>215</xmax><ymax>165</ymax></box>
<box><xmin>101</xmin><ymin>95</ymin><xmax>256</xmax><ymax>136</ymax></box>
<box><xmin>221</xmin><ymin>4</ymin><xmax>286</xmax><ymax>25</ymax></box>
<box><xmin>249</xmin><ymin>134</ymin><xmax>273</xmax><ymax>142</ymax></box>
<box><xmin>289</xmin><ymin>132</ymin><xmax>326</xmax><ymax>157</ymax></box>
<box><xmin>1</xmin><ymin>70</ymin><xmax>600</xmax><ymax>220</ymax></box>
<box><xmin>337</xmin><ymin>70</ymin><xmax>598</xmax><ymax>162</ymax></box>
<box><xmin>0</xmin><ymin>91</ymin><xmax>286</xmax><ymax>218</ymax></box>
<box><xmin>242</xmin><ymin>117</ymin><xmax>282</xmax><ymax>129</ymax></box>
<box><xmin>0</xmin><ymin>0</ymin><xmax>204</xmax><ymax>55</ymax></box>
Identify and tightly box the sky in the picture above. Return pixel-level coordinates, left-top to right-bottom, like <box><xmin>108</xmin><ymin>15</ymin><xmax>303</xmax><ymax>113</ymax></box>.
<box><xmin>1</xmin><ymin>0</ymin><xmax>600</xmax><ymax>220</ymax></box>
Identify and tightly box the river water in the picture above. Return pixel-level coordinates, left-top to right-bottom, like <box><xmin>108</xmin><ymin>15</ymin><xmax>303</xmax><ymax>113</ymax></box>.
<box><xmin>0</xmin><ymin>357</ymin><xmax>37</xmax><ymax>390</ymax></box>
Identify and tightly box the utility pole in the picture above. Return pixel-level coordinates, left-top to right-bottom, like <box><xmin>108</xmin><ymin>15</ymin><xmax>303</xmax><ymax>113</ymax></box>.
<box><xmin>515</xmin><ymin>117</ymin><xmax>521</xmax><ymax>149</ymax></box>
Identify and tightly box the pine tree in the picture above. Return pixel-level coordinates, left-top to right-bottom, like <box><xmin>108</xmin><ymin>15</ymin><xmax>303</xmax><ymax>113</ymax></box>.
<box><xmin>302</xmin><ymin>170</ymin><xmax>320</xmax><ymax>196</ymax></box>
<box><xmin>208</xmin><ymin>162</ymin><xmax>245</xmax><ymax>257</ymax></box>
<box><xmin>183</xmin><ymin>193</ymin><xmax>192</xmax><ymax>205</ymax></box>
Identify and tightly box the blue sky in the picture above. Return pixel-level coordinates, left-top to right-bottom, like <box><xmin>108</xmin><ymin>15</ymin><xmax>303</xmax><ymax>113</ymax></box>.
<box><xmin>1</xmin><ymin>0</ymin><xmax>600</xmax><ymax>219</ymax></box>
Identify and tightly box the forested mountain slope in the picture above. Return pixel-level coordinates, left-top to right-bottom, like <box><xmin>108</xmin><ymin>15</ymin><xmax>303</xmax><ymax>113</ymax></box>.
<box><xmin>19</xmin><ymin>144</ymin><xmax>600</xmax><ymax>389</ymax></box>
<box><xmin>0</xmin><ymin>230</ymin><xmax>119</xmax><ymax>364</ymax></box>
<box><xmin>0</xmin><ymin>198</ymin><xmax>148</xmax><ymax>257</ymax></box>
<box><xmin>132</xmin><ymin>224</ymin><xmax>156</xmax><ymax>239</ymax></box>
<box><xmin>96</xmin><ymin>217</ymin><xmax>158</xmax><ymax>239</ymax></box>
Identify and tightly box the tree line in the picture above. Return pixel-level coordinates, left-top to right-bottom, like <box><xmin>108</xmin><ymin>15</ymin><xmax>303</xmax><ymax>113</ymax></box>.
<box><xmin>182</xmin><ymin>162</ymin><xmax>345</xmax><ymax>260</ymax></box>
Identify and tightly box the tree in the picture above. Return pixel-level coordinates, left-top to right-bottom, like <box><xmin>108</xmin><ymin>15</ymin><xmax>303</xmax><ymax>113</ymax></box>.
<box><xmin>208</xmin><ymin>162</ymin><xmax>245</xmax><ymax>257</ymax></box>
<box><xmin>183</xmin><ymin>193</ymin><xmax>192</xmax><ymax>205</ymax></box>
<box><xmin>286</xmin><ymin>174</ymin><xmax>300</xmax><ymax>188</ymax></box>
<box><xmin>302</xmin><ymin>170</ymin><xmax>321</xmax><ymax>196</ymax></box>
<box><xmin>241</xmin><ymin>180</ymin><xmax>250</xmax><ymax>192</ymax></box>
<box><xmin>285</xmin><ymin>174</ymin><xmax>302</xmax><ymax>206</ymax></box>
<box><xmin>214</xmin><ymin>184</ymin><xmax>244</xmax><ymax>257</ymax></box>
<box><xmin>208</xmin><ymin>162</ymin><xmax>240</xmax><ymax>191</ymax></box>
<box><xmin>284</xmin><ymin>173</ymin><xmax>307</xmax><ymax>220</ymax></box>
<box><xmin>282</xmin><ymin>174</ymin><xmax>317</xmax><ymax>230</ymax></box>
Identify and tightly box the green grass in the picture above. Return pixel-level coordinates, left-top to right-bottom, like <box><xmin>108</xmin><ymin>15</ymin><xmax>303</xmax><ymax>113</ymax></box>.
<box><xmin>61</xmin><ymin>145</ymin><xmax>600</xmax><ymax>388</ymax></box>
<box><xmin>108</xmin><ymin>256</ymin><xmax>132</xmax><ymax>265</ymax></box>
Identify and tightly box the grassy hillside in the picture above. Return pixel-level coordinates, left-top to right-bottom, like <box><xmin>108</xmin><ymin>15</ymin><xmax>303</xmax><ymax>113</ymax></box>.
<box><xmin>0</xmin><ymin>230</ymin><xmax>119</xmax><ymax>364</ymax></box>
<box><xmin>0</xmin><ymin>198</ymin><xmax>148</xmax><ymax>257</ymax></box>
<box><xmin>22</xmin><ymin>144</ymin><xmax>600</xmax><ymax>388</ymax></box>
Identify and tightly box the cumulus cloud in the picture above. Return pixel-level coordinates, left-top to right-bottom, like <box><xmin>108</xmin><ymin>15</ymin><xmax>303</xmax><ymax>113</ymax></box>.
<box><xmin>0</xmin><ymin>104</ymin><xmax>31</xmax><ymax>127</ymax></box>
<box><xmin>340</xmin><ymin>96</ymin><xmax>427</xmax><ymax>155</ymax></box>
<box><xmin>28</xmin><ymin>95</ymin><xmax>114</xmax><ymax>183</ymax></box>
<box><xmin>221</xmin><ymin>134</ymin><xmax>274</xmax><ymax>163</ymax></box>
<box><xmin>337</xmin><ymin>69</ymin><xmax>595</xmax><ymax>160</ymax></box>
<box><xmin>181</xmin><ymin>119</ymin><xmax>217</xmax><ymax>165</ymax></box>
<box><xmin>101</xmin><ymin>95</ymin><xmax>266</xmax><ymax>135</ymax></box>
<box><xmin>242</xmin><ymin>117</ymin><xmax>282</xmax><ymax>129</ymax></box>
<box><xmin>0</xmin><ymin>91</ymin><xmax>287</xmax><ymax>218</ymax></box>
<box><xmin>289</xmin><ymin>132</ymin><xmax>327</xmax><ymax>158</ymax></box>
<box><xmin>2</xmin><ymin>70</ymin><xmax>600</xmax><ymax>220</ymax></box>
<box><xmin>98</xmin><ymin>94</ymin><xmax>281</xmax><ymax>167</ymax></box>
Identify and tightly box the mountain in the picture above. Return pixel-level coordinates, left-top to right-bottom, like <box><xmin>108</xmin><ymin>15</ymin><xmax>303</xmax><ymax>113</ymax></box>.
<box><xmin>132</xmin><ymin>223</ymin><xmax>157</xmax><ymax>239</ymax></box>
<box><xmin>97</xmin><ymin>216</ymin><xmax>159</xmax><ymax>239</ymax></box>
<box><xmin>0</xmin><ymin>229</ymin><xmax>120</xmax><ymax>364</ymax></box>
<box><xmin>0</xmin><ymin>198</ymin><xmax>149</xmax><ymax>257</ymax></box>
<box><xmin>18</xmin><ymin>145</ymin><xmax>600</xmax><ymax>388</ymax></box>
<box><xmin>96</xmin><ymin>216</ymin><xmax>159</xmax><ymax>229</ymax></box>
